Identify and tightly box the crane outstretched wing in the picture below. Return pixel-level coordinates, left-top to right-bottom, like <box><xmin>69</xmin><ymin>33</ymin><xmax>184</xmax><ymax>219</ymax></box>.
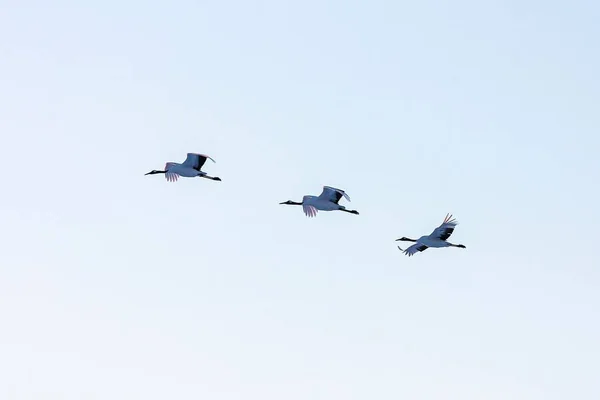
<box><xmin>303</xmin><ymin>204</ymin><xmax>318</xmax><ymax>218</ymax></box>
<box><xmin>181</xmin><ymin>153</ymin><xmax>216</xmax><ymax>171</ymax></box>
<box><xmin>165</xmin><ymin>172</ymin><xmax>179</xmax><ymax>182</ymax></box>
<box><xmin>398</xmin><ymin>244</ymin><xmax>429</xmax><ymax>257</ymax></box>
<box><xmin>317</xmin><ymin>186</ymin><xmax>351</xmax><ymax>204</ymax></box>
<box><xmin>429</xmin><ymin>213</ymin><xmax>459</xmax><ymax>241</ymax></box>
<box><xmin>164</xmin><ymin>162</ymin><xmax>180</xmax><ymax>182</ymax></box>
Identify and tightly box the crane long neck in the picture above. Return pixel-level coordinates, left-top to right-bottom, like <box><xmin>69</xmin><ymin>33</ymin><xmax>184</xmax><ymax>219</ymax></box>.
<box><xmin>145</xmin><ymin>170</ymin><xmax>166</xmax><ymax>175</ymax></box>
<box><xmin>279</xmin><ymin>200</ymin><xmax>303</xmax><ymax>206</ymax></box>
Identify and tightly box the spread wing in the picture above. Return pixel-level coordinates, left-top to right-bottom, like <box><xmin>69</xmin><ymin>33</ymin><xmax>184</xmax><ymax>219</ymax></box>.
<box><xmin>181</xmin><ymin>153</ymin><xmax>215</xmax><ymax>171</ymax></box>
<box><xmin>398</xmin><ymin>243</ymin><xmax>429</xmax><ymax>257</ymax></box>
<box><xmin>165</xmin><ymin>172</ymin><xmax>179</xmax><ymax>182</ymax></box>
<box><xmin>429</xmin><ymin>213</ymin><xmax>459</xmax><ymax>241</ymax></box>
<box><xmin>164</xmin><ymin>162</ymin><xmax>179</xmax><ymax>182</ymax></box>
<box><xmin>317</xmin><ymin>186</ymin><xmax>351</xmax><ymax>204</ymax></box>
<box><xmin>303</xmin><ymin>204</ymin><xmax>318</xmax><ymax>218</ymax></box>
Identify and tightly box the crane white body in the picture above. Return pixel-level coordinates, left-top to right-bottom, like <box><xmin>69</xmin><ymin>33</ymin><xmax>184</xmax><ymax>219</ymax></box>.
<box><xmin>412</xmin><ymin>235</ymin><xmax>454</xmax><ymax>248</ymax></box>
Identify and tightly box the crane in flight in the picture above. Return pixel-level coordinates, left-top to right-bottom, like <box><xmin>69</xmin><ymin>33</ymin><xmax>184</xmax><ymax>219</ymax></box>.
<box><xmin>145</xmin><ymin>153</ymin><xmax>222</xmax><ymax>182</ymax></box>
<box><xmin>280</xmin><ymin>186</ymin><xmax>359</xmax><ymax>218</ymax></box>
<box><xmin>396</xmin><ymin>213</ymin><xmax>466</xmax><ymax>257</ymax></box>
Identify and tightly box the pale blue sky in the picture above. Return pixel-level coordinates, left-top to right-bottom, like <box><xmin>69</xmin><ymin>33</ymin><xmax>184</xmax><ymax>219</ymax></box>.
<box><xmin>1</xmin><ymin>1</ymin><xmax>599</xmax><ymax>399</ymax></box>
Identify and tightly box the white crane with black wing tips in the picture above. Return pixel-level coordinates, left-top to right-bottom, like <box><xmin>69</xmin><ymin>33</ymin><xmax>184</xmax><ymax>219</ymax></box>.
<box><xmin>280</xmin><ymin>186</ymin><xmax>359</xmax><ymax>218</ymax></box>
<box><xmin>396</xmin><ymin>213</ymin><xmax>466</xmax><ymax>257</ymax></box>
<box><xmin>145</xmin><ymin>153</ymin><xmax>221</xmax><ymax>182</ymax></box>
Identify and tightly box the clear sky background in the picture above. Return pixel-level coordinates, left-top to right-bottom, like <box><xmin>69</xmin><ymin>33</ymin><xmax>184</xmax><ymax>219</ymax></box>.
<box><xmin>1</xmin><ymin>1</ymin><xmax>599</xmax><ymax>399</ymax></box>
